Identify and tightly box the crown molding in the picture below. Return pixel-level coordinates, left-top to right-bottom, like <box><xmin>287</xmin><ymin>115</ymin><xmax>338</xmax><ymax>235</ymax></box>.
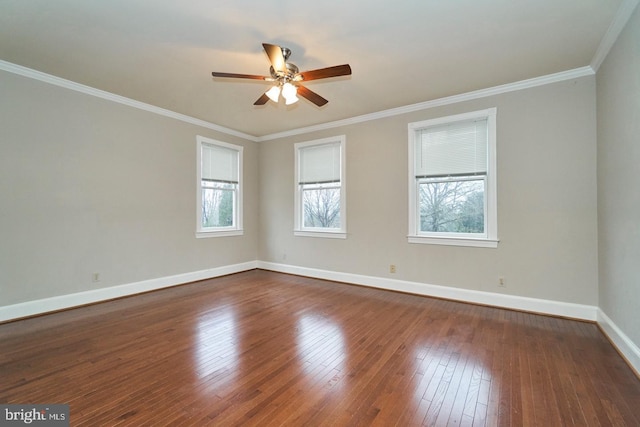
<box><xmin>590</xmin><ymin>0</ymin><xmax>639</xmax><ymax>72</ymax></box>
<box><xmin>4</xmin><ymin>0</ymin><xmax>635</xmax><ymax>144</ymax></box>
<box><xmin>257</xmin><ymin>66</ymin><xmax>595</xmax><ymax>142</ymax></box>
<box><xmin>0</xmin><ymin>61</ymin><xmax>597</xmax><ymax>143</ymax></box>
<box><xmin>0</xmin><ymin>60</ymin><xmax>259</xmax><ymax>142</ymax></box>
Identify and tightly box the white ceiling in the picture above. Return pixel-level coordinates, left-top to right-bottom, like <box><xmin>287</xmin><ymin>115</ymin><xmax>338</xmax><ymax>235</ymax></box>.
<box><xmin>0</xmin><ymin>0</ymin><xmax>625</xmax><ymax>137</ymax></box>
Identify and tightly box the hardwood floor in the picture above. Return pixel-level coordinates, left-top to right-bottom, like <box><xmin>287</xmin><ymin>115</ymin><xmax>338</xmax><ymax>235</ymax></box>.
<box><xmin>1</xmin><ymin>270</ymin><xmax>639</xmax><ymax>426</ymax></box>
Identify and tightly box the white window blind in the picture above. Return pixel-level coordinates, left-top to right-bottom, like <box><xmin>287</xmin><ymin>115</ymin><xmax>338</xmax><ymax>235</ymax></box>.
<box><xmin>299</xmin><ymin>142</ymin><xmax>341</xmax><ymax>184</ymax></box>
<box><xmin>202</xmin><ymin>143</ymin><xmax>239</xmax><ymax>183</ymax></box>
<box><xmin>415</xmin><ymin>118</ymin><xmax>488</xmax><ymax>178</ymax></box>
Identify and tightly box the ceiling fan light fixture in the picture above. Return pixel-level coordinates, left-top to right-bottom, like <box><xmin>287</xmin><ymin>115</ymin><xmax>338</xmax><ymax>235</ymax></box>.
<box><xmin>282</xmin><ymin>82</ymin><xmax>298</xmax><ymax>104</ymax></box>
<box><xmin>265</xmin><ymin>85</ymin><xmax>281</xmax><ymax>102</ymax></box>
<box><xmin>284</xmin><ymin>93</ymin><xmax>299</xmax><ymax>105</ymax></box>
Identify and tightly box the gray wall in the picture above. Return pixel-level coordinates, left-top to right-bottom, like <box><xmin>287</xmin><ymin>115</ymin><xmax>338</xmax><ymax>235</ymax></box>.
<box><xmin>259</xmin><ymin>76</ymin><xmax>599</xmax><ymax>306</ymax></box>
<box><xmin>0</xmin><ymin>47</ymin><xmax>614</xmax><ymax>317</ymax></box>
<box><xmin>0</xmin><ymin>70</ymin><xmax>258</xmax><ymax>305</ymax></box>
<box><xmin>597</xmin><ymin>5</ymin><xmax>640</xmax><ymax>346</ymax></box>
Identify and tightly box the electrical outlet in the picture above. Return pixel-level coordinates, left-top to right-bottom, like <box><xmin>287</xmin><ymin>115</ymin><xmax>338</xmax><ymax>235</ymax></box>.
<box><xmin>92</xmin><ymin>273</ymin><xmax>100</xmax><ymax>283</ymax></box>
<box><xmin>390</xmin><ymin>264</ymin><xmax>396</xmax><ymax>273</ymax></box>
<box><xmin>499</xmin><ymin>277</ymin><xmax>505</xmax><ymax>287</ymax></box>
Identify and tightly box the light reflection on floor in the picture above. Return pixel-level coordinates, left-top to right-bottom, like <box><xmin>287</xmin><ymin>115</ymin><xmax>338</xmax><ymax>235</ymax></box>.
<box><xmin>193</xmin><ymin>306</ymin><xmax>238</xmax><ymax>389</ymax></box>
<box><xmin>411</xmin><ymin>341</ymin><xmax>494</xmax><ymax>422</ymax></box>
<box><xmin>296</xmin><ymin>313</ymin><xmax>347</xmax><ymax>391</ymax></box>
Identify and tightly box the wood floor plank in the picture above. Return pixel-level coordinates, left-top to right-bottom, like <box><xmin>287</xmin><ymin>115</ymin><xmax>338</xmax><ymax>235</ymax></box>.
<box><xmin>1</xmin><ymin>270</ymin><xmax>640</xmax><ymax>426</ymax></box>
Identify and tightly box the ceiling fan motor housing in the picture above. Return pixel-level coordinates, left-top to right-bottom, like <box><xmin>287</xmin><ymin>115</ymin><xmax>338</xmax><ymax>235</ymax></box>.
<box><xmin>270</xmin><ymin>62</ymin><xmax>300</xmax><ymax>82</ymax></box>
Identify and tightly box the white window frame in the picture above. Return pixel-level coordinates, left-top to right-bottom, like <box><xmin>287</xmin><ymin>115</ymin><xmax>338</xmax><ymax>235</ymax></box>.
<box><xmin>408</xmin><ymin>108</ymin><xmax>498</xmax><ymax>248</ymax></box>
<box><xmin>294</xmin><ymin>135</ymin><xmax>347</xmax><ymax>239</ymax></box>
<box><xmin>196</xmin><ymin>136</ymin><xmax>243</xmax><ymax>238</ymax></box>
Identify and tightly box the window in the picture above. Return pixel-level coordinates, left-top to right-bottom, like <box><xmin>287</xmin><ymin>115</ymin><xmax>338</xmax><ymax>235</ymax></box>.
<box><xmin>408</xmin><ymin>108</ymin><xmax>498</xmax><ymax>248</ymax></box>
<box><xmin>196</xmin><ymin>136</ymin><xmax>243</xmax><ymax>238</ymax></box>
<box><xmin>294</xmin><ymin>136</ymin><xmax>346</xmax><ymax>238</ymax></box>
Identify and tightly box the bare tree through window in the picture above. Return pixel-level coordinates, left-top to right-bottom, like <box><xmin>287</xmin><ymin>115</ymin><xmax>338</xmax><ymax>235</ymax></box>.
<box><xmin>202</xmin><ymin>182</ymin><xmax>234</xmax><ymax>227</ymax></box>
<box><xmin>302</xmin><ymin>185</ymin><xmax>341</xmax><ymax>228</ymax></box>
<box><xmin>419</xmin><ymin>179</ymin><xmax>484</xmax><ymax>233</ymax></box>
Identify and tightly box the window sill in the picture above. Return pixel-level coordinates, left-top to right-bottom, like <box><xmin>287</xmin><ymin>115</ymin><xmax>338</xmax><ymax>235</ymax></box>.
<box><xmin>294</xmin><ymin>230</ymin><xmax>347</xmax><ymax>239</ymax></box>
<box><xmin>196</xmin><ymin>229</ymin><xmax>244</xmax><ymax>239</ymax></box>
<box><xmin>408</xmin><ymin>235</ymin><xmax>499</xmax><ymax>248</ymax></box>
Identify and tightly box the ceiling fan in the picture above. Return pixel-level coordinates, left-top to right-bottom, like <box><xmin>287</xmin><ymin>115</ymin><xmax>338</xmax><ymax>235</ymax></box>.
<box><xmin>211</xmin><ymin>43</ymin><xmax>352</xmax><ymax>107</ymax></box>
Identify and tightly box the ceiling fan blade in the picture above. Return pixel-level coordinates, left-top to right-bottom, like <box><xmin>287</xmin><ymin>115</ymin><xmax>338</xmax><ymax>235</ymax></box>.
<box><xmin>254</xmin><ymin>93</ymin><xmax>270</xmax><ymax>105</ymax></box>
<box><xmin>212</xmin><ymin>72</ymin><xmax>268</xmax><ymax>80</ymax></box>
<box><xmin>262</xmin><ymin>43</ymin><xmax>286</xmax><ymax>73</ymax></box>
<box><xmin>297</xmin><ymin>85</ymin><xmax>329</xmax><ymax>107</ymax></box>
<box><xmin>298</xmin><ymin>64</ymin><xmax>352</xmax><ymax>82</ymax></box>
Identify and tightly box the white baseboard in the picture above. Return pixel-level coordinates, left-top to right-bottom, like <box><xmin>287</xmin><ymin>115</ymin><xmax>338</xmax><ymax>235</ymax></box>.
<box><xmin>0</xmin><ymin>261</ymin><xmax>257</xmax><ymax>323</ymax></box>
<box><xmin>2</xmin><ymin>260</ymin><xmax>637</xmax><ymax>376</ymax></box>
<box><xmin>257</xmin><ymin>261</ymin><xmax>599</xmax><ymax>321</ymax></box>
<box><xmin>0</xmin><ymin>260</ymin><xmax>599</xmax><ymax>323</ymax></box>
<box><xmin>258</xmin><ymin>262</ymin><xmax>640</xmax><ymax>375</ymax></box>
<box><xmin>597</xmin><ymin>309</ymin><xmax>640</xmax><ymax>377</ymax></box>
